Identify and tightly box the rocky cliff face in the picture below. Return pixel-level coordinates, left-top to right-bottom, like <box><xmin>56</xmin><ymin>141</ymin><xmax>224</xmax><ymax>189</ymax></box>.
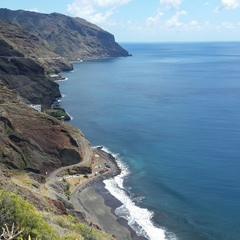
<box><xmin>0</xmin><ymin>83</ymin><xmax>92</xmax><ymax>174</ymax></box>
<box><xmin>0</xmin><ymin>10</ymin><xmax>130</xmax><ymax>107</ymax></box>
<box><xmin>0</xmin><ymin>6</ymin><xmax>122</xmax><ymax>188</ymax></box>
<box><xmin>0</xmin><ymin>19</ymin><xmax>73</xmax><ymax>73</ymax></box>
<box><xmin>0</xmin><ymin>8</ymin><xmax>130</xmax><ymax>60</ymax></box>
<box><xmin>0</xmin><ymin>55</ymin><xmax>61</xmax><ymax>108</ymax></box>
<box><xmin>0</xmin><ymin>8</ymin><xmax>123</xmax><ymax>238</ymax></box>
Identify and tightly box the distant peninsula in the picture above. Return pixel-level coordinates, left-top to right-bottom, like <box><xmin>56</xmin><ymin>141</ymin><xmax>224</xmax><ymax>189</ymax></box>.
<box><xmin>0</xmin><ymin>8</ymin><xmax>130</xmax><ymax>62</ymax></box>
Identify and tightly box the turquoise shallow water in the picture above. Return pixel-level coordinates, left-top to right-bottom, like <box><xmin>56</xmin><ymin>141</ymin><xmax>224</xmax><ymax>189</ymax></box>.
<box><xmin>60</xmin><ymin>42</ymin><xmax>240</xmax><ymax>240</ymax></box>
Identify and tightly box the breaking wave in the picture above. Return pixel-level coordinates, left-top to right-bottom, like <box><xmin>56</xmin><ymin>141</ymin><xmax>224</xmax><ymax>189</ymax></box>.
<box><xmin>101</xmin><ymin>147</ymin><xmax>177</xmax><ymax>240</ymax></box>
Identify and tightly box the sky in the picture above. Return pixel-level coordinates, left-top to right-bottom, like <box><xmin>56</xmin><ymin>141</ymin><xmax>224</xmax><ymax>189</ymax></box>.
<box><xmin>1</xmin><ymin>0</ymin><xmax>240</xmax><ymax>42</ymax></box>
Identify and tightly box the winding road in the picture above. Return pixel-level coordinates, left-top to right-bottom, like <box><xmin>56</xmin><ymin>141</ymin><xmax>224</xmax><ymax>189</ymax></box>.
<box><xmin>48</xmin><ymin>144</ymin><xmax>91</xmax><ymax>181</ymax></box>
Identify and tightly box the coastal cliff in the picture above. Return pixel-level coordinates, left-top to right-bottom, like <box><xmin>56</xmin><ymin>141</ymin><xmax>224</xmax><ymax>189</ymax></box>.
<box><xmin>0</xmin><ymin>8</ymin><xmax>130</xmax><ymax>61</ymax></box>
<box><xmin>0</xmin><ymin>19</ymin><xmax>66</xmax><ymax>108</ymax></box>
<box><xmin>0</xmin><ymin>48</ymin><xmax>61</xmax><ymax>108</ymax></box>
<box><xmin>0</xmin><ymin>83</ymin><xmax>110</xmax><ymax>239</ymax></box>
<box><xmin>0</xmin><ymin>82</ymin><xmax>92</xmax><ymax>174</ymax></box>
<box><xmin>0</xmin><ymin>9</ymin><xmax>130</xmax><ymax>106</ymax></box>
<box><xmin>0</xmin><ymin>8</ymin><xmax>130</xmax><ymax>239</ymax></box>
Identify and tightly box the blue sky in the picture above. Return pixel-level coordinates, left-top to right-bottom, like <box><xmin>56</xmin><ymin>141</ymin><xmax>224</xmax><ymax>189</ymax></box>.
<box><xmin>1</xmin><ymin>0</ymin><xmax>240</xmax><ymax>42</ymax></box>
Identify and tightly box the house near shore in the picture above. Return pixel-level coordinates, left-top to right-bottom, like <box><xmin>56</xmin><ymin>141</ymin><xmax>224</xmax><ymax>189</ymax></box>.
<box><xmin>29</xmin><ymin>104</ymin><xmax>42</xmax><ymax>112</ymax></box>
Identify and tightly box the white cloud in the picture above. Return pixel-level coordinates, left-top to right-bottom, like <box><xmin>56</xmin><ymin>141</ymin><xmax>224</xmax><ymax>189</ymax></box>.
<box><xmin>222</xmin><ymin>0</ymin><xmax>240</xmax><ymax>9</ymax></box>
<box><xmin>160</xmin><ymin>0</ymin><xmax>182</xmax><ymax>9</ymax></box>
<box><xmin>28</xmin><ymin>8</ymin><xmax>40</xmax><ymax>12</ymax></box>
<box><xmin>185</xmin><ymin>20</ymin><xmax>202</xmax><ymax>31</ymax></box>
<box><xmin>146</xmin><ymin>9</ymin><xmax>163</xmax><ymax>26</ymax></box>
<box><xmin>204</xmin><ymin>21</ymin><xmax>210</xmax><ymax>25</ymax></box>
<box><xmin>215</xmin><ymin>21</ymin><xmax>235</xmax><ymax>30</ymax></box>
<box><xmin>216</xmin><ymin>0</ymin><xmax>240</xmax><ymax>11</ymax></box>
<box><xmin>67</xmin><ymin>0</ymin><xmax>131</xmax><ymax>24</ymax></box>
<box><xmin>96</xmin><ymin>0</ymin><xmax>131</xmax><ymax>7</ymax></box>
<box><xmin>221</xmin><ymin>21</ymin><xmax>235</xmax><ymax>28</ymax></box>
<box><xmin>189</xmin><ymin>20</ymin><xmax>198</xmax><ymax>27</ymax></box>
<box><xmin>165</xmin><ymin>10</ymin><xmax>186</xmax><ymax>28</ymax></box>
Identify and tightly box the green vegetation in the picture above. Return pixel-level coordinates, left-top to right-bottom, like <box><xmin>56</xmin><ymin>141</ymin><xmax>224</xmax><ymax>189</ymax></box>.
<box><xmin>45</xmin><ymin>70</ymin><xmax>54</xmax><ymax>75</ymax></box>
<box><xmin>84</xmin><ymin>173</ymin><xmax>89</xmax><ymax>178</ymax></box>
<box><xmin>65</xmin><ymin>182</ymin><xmax>71</xmax><ymax>200</ymax></box>
<box><xmin>44</xmin><ymin>109</ymin><xmax>66</xmax><ymax>119</ymax></box>
<box><xmin>43</xmin><ymin>109</ymin><xmax>70</xmax><ymax>121</ymax></box>
<box><xmin>0</xmin><ymin>190</ymin><xmax>113</xmax><ymax>240</ymax></box>
<box><xmin>0</xmin><ymin>190</ymin><xmax>59</xmax><ymax>239</ymax></box>
<box><xmin>41</xmin><ymin>213</ymin><xmax>113</xmax><ymax>240</ymax></box>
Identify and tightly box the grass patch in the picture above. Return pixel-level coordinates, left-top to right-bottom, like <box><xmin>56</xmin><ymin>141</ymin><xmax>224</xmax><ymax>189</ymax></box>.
<box><xmin>44</xmin><ymin>108</ymin><xmax>70</xmax><ymax>121</ymax></box>
<box><xmin>0</xmin><ymin>190</ymin><xmax>114</xmax><ymax>240</ymax></box>
<box><xmin>11</xmin><ymin>171</ymin><xmax>33</xmax><ymax>188</ymax></box>
<box><xmin>41</xmin><ymin>213</ymin><xmax>114</xmax><ymax>240</ymax></box>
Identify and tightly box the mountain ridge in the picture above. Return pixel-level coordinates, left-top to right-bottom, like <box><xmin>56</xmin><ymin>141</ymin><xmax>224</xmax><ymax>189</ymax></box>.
<box><xmin>0</xmin><ymin>8</ymin><xmax>130</xmax><ymax>61</ymax></box>
<box><xmin>0</xmin><ymin>18</ymin><xmax>73</xmax><ymax>73</ymax></box>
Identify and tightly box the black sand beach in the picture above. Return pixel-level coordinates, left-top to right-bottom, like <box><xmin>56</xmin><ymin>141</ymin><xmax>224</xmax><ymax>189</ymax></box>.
<box><xmin>71</xmin><ymin>147</ymin><xmax>148</xmax><ymax>240</ymax></box>
<box><xmin>93</xmin><ymin>181</ymin><xmax>148</xmax><ymax>240</ymax></box>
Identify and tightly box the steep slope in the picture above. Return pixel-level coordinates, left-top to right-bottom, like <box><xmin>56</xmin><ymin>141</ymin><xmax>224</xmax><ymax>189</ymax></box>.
<box><xmin>0</xmin><ymin>8</ymin><xmax>130</xmax><ymax>60</ymax></box>
<box><xmin>0</xmin><ymin>49</ymin><xmax>61</xmax><ymax>108</ymax></box>
<box><xmin>0</xmin><ymin>82</ymin><xmax>92</xmax><ymax>174</ymax></box>
<box><xmin>0</xmin><ymin>19</ymin><xmax>73</xmax><ymax>73</ymax></box>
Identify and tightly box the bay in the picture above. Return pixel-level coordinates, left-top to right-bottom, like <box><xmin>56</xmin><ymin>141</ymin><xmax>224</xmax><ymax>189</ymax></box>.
<box><xmin>60</xmin><ymin>42</ymin><xmax>240</xmax><ymax>240</ymax></box>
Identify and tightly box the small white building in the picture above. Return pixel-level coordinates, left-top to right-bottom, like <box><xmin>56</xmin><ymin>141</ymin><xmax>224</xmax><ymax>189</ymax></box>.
<box><xmin>29</xmin><ymin>104</ymin><xmax>42</xmax><ymax>112</ymax></box>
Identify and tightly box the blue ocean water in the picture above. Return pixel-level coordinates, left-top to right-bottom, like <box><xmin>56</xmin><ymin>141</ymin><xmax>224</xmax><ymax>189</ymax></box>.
<box><xmin>60</xmin><ymin>42</ymin><xmax>240</xmax><ymax>240</ymax></box>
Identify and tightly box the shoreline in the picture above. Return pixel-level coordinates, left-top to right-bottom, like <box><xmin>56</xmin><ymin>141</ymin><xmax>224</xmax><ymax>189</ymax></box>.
<box><xmin>71</xmin><ymin>147</ymin><xmax>148</xmax><ymax>240</ymax></box>
<box><xmin>56</xmin><ymin>70</ymin><xmax>148</xmax><ymax>239</ymax></box>
<box><xmin>72</xmin><ymin>146</ymin><xmax>121</xmax><ymax>193</ymax></box>
<box><xmin>93</xmin><ymin>181</ymin><xmax>148</xmax><ymax>240</ymax></box>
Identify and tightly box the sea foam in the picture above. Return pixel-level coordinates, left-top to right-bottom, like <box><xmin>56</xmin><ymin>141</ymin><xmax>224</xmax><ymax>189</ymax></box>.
<box><xmin>56</xmin><ymin>77</ymin><xmax>68</xmax><ymax>82</ymax></box>
<box><xmin>65</xmin><ymin>111</ymin><xmax>73</xmax><ymax>120</ymax></box>
<box><xmin>101</xmin><ymin>147</ymin><xmax>177</xmax><ymax>240</ymax></box>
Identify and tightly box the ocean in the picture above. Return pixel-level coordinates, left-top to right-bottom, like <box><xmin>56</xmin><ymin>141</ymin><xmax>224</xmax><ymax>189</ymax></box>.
<box><xmin>60</xmin><ymin>42</ymin><xmax>240</xmax><ymax>240</ymax></box>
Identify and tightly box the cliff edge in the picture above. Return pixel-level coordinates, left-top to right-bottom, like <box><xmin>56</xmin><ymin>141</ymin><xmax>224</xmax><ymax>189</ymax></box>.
<box><xmin>0</xmin><ymin>82</ymin><xmax>93</xmax><ymax>174</ymax></box>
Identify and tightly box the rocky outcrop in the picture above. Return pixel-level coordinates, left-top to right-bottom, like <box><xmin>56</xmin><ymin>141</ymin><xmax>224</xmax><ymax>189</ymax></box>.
<box><xmin>0</xmin><ymin>83</ymin><xmax>93</xmax><ymax>174</ymax></box>
<box><xmin>0</xmin><ymin>8</ymin><xmax>130</xmax><ymax>61</ymax></box>
<box><xmin>67</xmin><ymin>166</ymin><xmax>92</xmax><ymax>175</ymax></box>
